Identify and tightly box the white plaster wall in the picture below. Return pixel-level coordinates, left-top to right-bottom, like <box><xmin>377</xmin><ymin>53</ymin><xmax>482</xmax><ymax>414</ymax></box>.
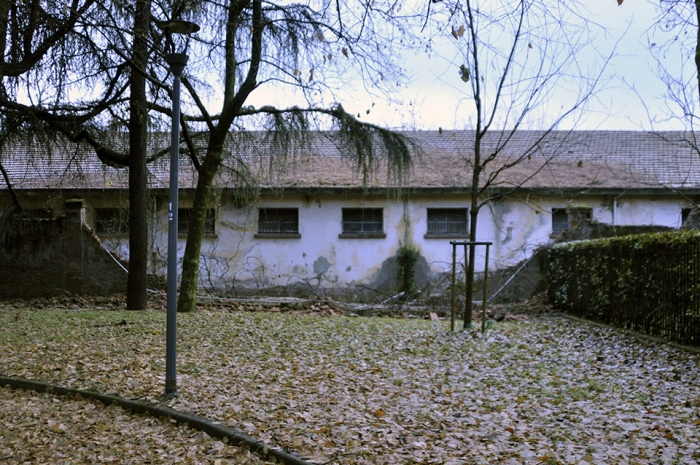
<box><xmin>188</xmin><ymin>193</ymin><xmax>538</xmax><ymax>288</ymax></box>
<box><xmin>613</xmin><ymin>197</ymin><xmax>686</xmax><ymax>228</ymax></box>
<box><xmin>402</xmin><ymin>195</ymin><xmax>487</xmax><ymax>275</ymax></box>
<box><xmin>6</xmin><ymin>190</ymin><xmax>685</xmax><ymax>292</ymax></box>
<box><xmin>223</xmin><ymin>195</ymin><xmax>407</xmax><ymax>289</ymax></box>
<box><xmin>489</xmin><ymin>198</ymin><xmax>553</xmax><ymax>268</ymax></box>
<box><xmin>145</xmin><ymin>192</ymin><xmax>692</xmax><ymax>291</ymax></box>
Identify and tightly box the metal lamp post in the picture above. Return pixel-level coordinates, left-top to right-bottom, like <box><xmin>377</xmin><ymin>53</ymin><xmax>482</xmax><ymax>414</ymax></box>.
<box><xmin>158</xmin><ymin>19</ymin><xmax>200</xmax><ymax>399</ymax></box>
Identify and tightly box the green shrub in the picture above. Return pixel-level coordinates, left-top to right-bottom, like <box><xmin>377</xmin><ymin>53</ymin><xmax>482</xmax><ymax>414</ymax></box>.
<box><xmin>397</xmin><ymin>243</ymin><xmax>420</xmax><ymax>295</ymax></box>
<box><xmin>547</xmin><ymin>230</ymin><xmax>700</xmax><ymax>345</ymax></box>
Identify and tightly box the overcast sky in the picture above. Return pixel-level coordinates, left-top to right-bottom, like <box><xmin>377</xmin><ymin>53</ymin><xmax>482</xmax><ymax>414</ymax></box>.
<box><xmin>241</xmin><ymin>1</ymin><xmax>689</xmax><ymax>132</ymax></box>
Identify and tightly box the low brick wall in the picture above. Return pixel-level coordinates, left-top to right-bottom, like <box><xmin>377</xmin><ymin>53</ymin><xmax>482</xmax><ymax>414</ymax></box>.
<box><xmin>0</xmin><ymin>200</ymin><xmax>126</xmax><ymax>298</ymax></box>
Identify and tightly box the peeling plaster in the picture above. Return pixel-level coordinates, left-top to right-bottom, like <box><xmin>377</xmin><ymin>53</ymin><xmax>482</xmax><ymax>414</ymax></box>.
<box><xmin>313</xmin><ymin>256</ymin><xmax>331</xmax><ymax>274</ymax></box>
<box><xmin>140</xmin><ymin>193</ymin><xmax>691</xmax><ymax>296</ymax></box>
<box><xmin>501</xmin><ymin>226</ymin><xmax>513</xmax><ymax>244</ymax></box>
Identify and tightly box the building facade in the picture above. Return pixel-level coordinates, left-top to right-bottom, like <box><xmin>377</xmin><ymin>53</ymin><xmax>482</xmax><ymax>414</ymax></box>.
<box><xmin>2</xmin><ymin>130</ymin><xmax>699</xmax><ymax>299</ymax></box>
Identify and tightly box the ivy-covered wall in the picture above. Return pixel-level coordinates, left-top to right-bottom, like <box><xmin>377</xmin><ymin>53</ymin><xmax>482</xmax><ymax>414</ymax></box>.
<box><xmin>548</xmin><ymin>231</ymin><xmax>700</xmax><ymax>346</ymax></box>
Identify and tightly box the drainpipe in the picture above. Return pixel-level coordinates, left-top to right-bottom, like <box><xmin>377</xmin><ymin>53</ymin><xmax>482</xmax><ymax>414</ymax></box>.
<box><xmin>612</xmin><ymin>197</ymin><xmax>617</xmax><ymax>226</ymax></box>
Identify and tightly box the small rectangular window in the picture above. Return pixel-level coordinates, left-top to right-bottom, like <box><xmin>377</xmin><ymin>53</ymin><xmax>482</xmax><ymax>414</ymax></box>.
<box><xmin>341</xmin><ymin>208</ymin><xmax>383</xmax><ymax>236</ymax></box>
<box><xmin>95</xmin><ymin>208</ymin><xmax>129</xmax><ymax>235</ymax></box>
<box><xmin>179</xmin><ymin>208</ymin><xmax>216</xmax><ymax>236</ymax></box>
<box><xmin>426</xmin><ymin>208</ymin><xmax>468</xmax><ymax>236</ymax></box>
<box><xmin>552</xmin><ymin>208</ymin><xmax>568</xmax><ymax>235</ymax></box>
<box><xmin>257</xmin><ymin>208</ymin><xmax>299</xmax><ymax>235</ymax></box>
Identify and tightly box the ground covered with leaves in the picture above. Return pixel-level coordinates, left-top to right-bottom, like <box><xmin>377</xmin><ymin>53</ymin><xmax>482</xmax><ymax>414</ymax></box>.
<box><xmin>1</xmin><ymin>299</ymin><xmax>700</xmax><ymax>464</ymax></box>
<box><xmin>0</xmin><ymin>387</ymin><xmax>263</xmax><ymax>464</ymax></box>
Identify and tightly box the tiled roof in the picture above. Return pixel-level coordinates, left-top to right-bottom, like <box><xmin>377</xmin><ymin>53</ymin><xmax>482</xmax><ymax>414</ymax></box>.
<box><xmin>1</xmin><ymin>130</ymin><xmax>699</xmax><ymax>192</ymax></box>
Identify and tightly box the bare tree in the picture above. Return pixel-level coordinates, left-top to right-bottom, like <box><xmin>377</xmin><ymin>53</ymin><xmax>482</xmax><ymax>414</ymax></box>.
<box><xmin>642</xmin><ymin>0</ymin><xmax>700</xmax><ymax>135</ymax></box>
<box><xmin>647</xmin><ymin>0</ymin><xmax>700</xmax><ymax>103</ymax></box>
<box><xmin>172</xmin><ymin>0</ymin><xmax>424</xmax><ymax>312</ymax></box>
<box><xmin>632</xmin><ymin>1</ymin><xmax>700</xmax><ymax>224</ymax></box>
<box><xmin>425</xmin><ymin>0</ymin><xmax>611</xmax><ymax>327</ymax></box>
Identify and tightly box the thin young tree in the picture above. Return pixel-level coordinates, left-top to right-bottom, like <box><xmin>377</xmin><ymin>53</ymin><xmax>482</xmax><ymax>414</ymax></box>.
<box><xmin>169</xmin><ymin>0</ymin><xmax>424</xmax><ymax>312</ymax></box>
<box><xmin>425</xmin><ymin>0</ymin><xmax>612</xmax><ymax>327</ymax></box>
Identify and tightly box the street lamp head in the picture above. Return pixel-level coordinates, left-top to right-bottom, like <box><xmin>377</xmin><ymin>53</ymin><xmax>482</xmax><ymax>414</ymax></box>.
<box><xmin>157</xmin><ymin>19</ymin><xmax>200</xmax><ymax>76</ymax></box>
<box><xmin>159</xmin><ymin>19</ymin><xmax>201</xmax><ymax>36</ymax></box>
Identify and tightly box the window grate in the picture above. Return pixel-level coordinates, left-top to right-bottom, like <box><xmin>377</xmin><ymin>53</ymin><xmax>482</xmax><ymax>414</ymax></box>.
<box><xmin>552</xmin><ymin>208</ymin><xmax>568</xmax><ymax>235</ymax></box>
<box><xmin>342</xmin><ymin>208</ymin><xmax>383</xmax><ymax>234</ymax></box>
<box><xmin>552</xmin><ymin>207</ymin><xmax>592</xmax><ymax>235</ymax></box>
<box><xmin>682</xmin><ymin>208</ymin><xmax>693</xmax><ymax>223</ymax></box>
<box><xmin>258</xmin><ymin>208</ymin><xmax>299</xmax><ymax>234</ymax></box>
<box><xmin>427</xmin><ymin>208</ymin><xmax>468</xmax><ymax>235</ymax></box>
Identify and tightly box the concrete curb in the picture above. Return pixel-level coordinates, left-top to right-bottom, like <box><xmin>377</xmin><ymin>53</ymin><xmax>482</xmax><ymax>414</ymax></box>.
<box><xmin>0</xmin><ymin>376</ymin><xmax>314</xmax><ymax>465</ymax></box>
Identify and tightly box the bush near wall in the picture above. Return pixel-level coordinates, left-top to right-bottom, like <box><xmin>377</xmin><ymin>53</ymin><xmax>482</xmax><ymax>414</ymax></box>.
<box><xmin>548</xmin><ymin>230</ymin><xmax>700</xmax><ymax>347</ymax></box>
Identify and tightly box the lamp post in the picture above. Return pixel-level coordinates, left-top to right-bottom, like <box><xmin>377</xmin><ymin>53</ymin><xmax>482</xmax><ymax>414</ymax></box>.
<box><xmin>158</xmin><ymin>19</ymin><xmax>200</xmax><ymax>400</ymax></box>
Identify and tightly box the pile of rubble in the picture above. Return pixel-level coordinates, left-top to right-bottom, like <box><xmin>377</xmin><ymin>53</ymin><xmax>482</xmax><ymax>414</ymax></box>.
<box><xmin>1</xmin><ymin>290</ymin><xmax>552</xmax><ymax>322</ymax></box>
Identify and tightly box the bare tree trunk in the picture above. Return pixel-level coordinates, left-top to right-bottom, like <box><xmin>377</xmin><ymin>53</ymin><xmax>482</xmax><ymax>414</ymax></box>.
<box><xmin>464</xmin><ymin>143</ymin><xmax>482</xmax><ymax>329</ymax></box>
<box><xmin>127</xmin><ymin>0</ymin><xmax>151</xmax><ymax>310</ymax></box>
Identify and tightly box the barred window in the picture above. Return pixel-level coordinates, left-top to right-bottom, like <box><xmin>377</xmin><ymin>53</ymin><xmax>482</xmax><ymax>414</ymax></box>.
<box><xmin>95</xmin><ymin>208</ymin><xmax>129</xmax><ymax>235</ymax></box>
<box><xmin>258</xmin><ymin>208</ymin><xmax>299</xmax><ymax>235</ymax></box>
<box><xmin>179</xmin><ymin>208</ymin><xmax>216</xmax><ymax>236</ymax></box>
<box><xmin>552</xmin><ymin>208</ymin><xmax>569</xmax><ymax>235</ymax></box>
<box><xmin>342</xmin><ymin>208</ymin><xmax>383</xmax><ymax>235</ymax></box>
<box><xmin>426</xmin><ymin>208</ymin><xmax>468</xmax><ymax>235</ymax></box>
